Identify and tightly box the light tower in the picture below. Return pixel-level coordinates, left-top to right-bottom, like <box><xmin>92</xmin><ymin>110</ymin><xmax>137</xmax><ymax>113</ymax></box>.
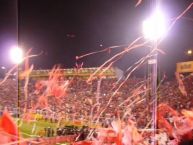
<box><xmin>9</xmin><ymin>46</ymin><xmax>24</xmax><ymax>118</ymax></box>
<box><xmin>143</xmin><ymin>6</ymin><xmax>167</xmax><ymax>144</ymax></box>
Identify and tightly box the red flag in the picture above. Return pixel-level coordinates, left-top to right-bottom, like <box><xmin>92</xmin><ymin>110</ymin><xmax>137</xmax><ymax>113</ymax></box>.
<box><xmin>0</xmin><ymin>110</ymin><xmax>18</xmax><ymax>136</ymax></box>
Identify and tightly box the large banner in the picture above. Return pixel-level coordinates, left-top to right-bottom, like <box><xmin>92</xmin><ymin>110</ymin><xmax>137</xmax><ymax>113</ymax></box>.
<box><xmin>176</xmin><ymin>61</ymin><xmax>193</xmax><ymax>73</ymax></box>
<box><xmin>28</xmin><ymin>67</ymin><xmax>116</xmax><ymax>78</ymax></box>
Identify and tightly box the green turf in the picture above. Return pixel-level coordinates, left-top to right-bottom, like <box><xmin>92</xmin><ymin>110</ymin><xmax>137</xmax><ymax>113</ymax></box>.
<box><xmin>18</xmin><ymin>119</ymin><xmax>58</xmax><ymax>138</ymax></box>
<box><xmin>18</xmin><ymin>119</ymin><xmax>84</xmax><ymax>138</ymax></box>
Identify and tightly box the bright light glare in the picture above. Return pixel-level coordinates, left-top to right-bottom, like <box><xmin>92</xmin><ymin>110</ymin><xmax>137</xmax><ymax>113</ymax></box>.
<box><xmin>1</xmin><ymin>66</ymin><xmax>6</xmax><ymax>69</ymax></box>
<box><xmin>10</xmin><ymin>46</ymin><xmax>23</xmax><ymax>64</ymax></box>
<box><xmin>143</xmin><ymin>8</ymin><xmax>167</xmax><ymax>41</ymax></box>
<box><xmin>187</xmin><ymin>49</ymin><xmax>192</xmax><ymax>55</ymax></box>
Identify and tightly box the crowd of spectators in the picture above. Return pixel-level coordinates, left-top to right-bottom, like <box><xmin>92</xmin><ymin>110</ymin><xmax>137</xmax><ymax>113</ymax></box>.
<box><xmin>0</xmin><ymin>73</ymin><xmax>192</xmax><ymax>129</ymax></box>
<box><xmin>0</xmin><ymin>79</ymin><xmax>18</xmax><ymax>112</ymax></box>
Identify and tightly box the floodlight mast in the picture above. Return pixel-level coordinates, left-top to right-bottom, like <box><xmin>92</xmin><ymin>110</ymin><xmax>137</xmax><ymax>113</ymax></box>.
<box><xmin>143</xmin><ymin>6</ymin><xmax>167</xmax><ymax>145</ymax></box>
<box><xmin>9</xmin><ymin>46</ymin><xmax>24</xmax><ymax>119</ymax></box>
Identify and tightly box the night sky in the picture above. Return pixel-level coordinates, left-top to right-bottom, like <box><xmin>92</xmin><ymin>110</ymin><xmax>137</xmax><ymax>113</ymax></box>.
<box><xmin>0</xmin><ymin>0</ymin><xmax>193</xmax><ymax>77</ymax></box>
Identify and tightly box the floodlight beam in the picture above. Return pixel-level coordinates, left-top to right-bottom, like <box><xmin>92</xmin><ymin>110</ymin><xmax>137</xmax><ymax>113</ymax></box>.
<box><xmin>143</xmin><ymin>8</ymin><xmax>167</xmax><ymax>41</ymax></box>
<box><xmin>10</xmin><ymin>46</ymin><xmax>23</xmax><ymax>64</ymax></box>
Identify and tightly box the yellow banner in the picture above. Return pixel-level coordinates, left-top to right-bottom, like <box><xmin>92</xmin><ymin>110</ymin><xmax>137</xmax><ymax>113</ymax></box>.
<box><xmin>176</xmin><ymin>61</ymin><xmax>193</xmax><ymax>73</ymax></box>
<box><xmin>27</xmin><ymin>67</ymin><xmax>116</xmax><ymax>78</ymax></box>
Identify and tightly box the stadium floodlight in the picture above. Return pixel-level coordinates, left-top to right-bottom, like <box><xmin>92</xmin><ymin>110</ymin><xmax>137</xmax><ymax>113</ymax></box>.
<box><xmin>143</xmin><ymin>7</ymin><xmax>167</xmax><ymax>41</ymax></box>
<box><xmin>142</xmin><ymin>7</ymin><xmax>167</xmax><ymax>145</ymax></box>
<box><xmin>9</xmin><ymin>46</ymin><xmax>24</xmax><ymax>118</ymax></box>
<box><xmin>187</xmin><ymin>49</ymin><xmax>193</xmax><ymax>55</ymax></box>
<box><xmin>1</xmin><ymin>66</ymin><xmax>6</xmax><ymax>70</ymax></box>
<box><xmin>9</xmin><ymin>46</ymin><xmax>24</xmax><ymax>64</ymax></box>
